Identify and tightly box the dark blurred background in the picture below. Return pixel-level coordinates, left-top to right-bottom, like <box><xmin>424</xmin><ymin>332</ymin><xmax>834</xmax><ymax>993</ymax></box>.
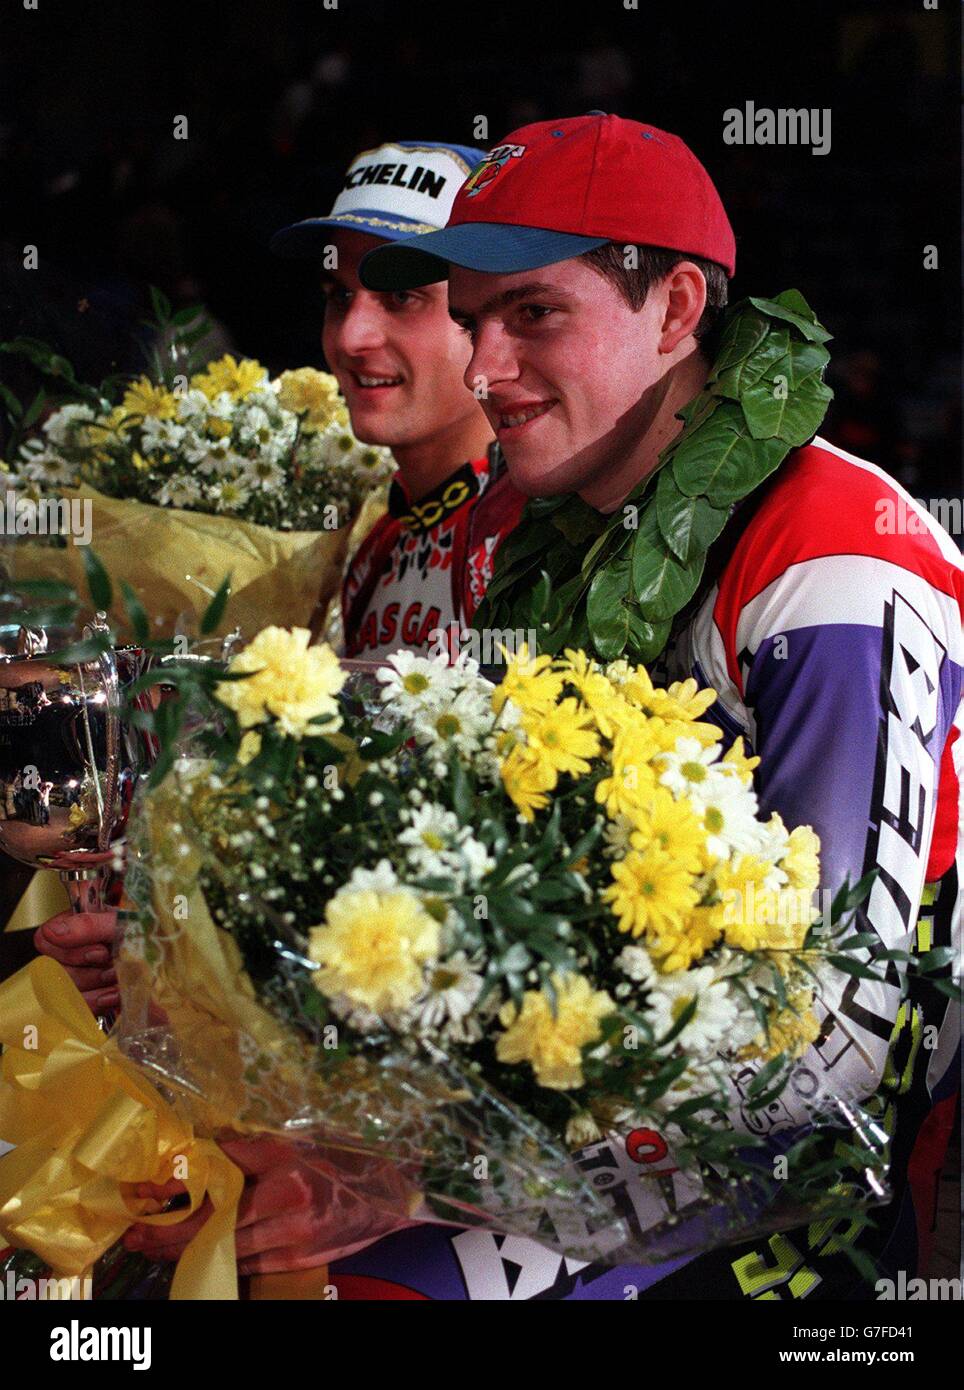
<box><xmin>1</xmin><ymin>0</ymin><xmax>960</xmax><ymax>505</ymax></box>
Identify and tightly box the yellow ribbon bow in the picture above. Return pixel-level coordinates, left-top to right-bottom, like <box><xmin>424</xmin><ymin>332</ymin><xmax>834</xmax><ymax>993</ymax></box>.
<box><xmin>0</xmin><ymin>957</ymin><xmax>243</xmax><ymax>1299</ymax></box>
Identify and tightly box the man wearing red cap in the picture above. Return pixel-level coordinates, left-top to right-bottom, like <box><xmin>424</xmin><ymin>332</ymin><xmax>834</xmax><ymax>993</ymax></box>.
<box><xmin>349</xmin><ymin>114</ymin><xmax>963</xmax><ymax>1300</ymax></box>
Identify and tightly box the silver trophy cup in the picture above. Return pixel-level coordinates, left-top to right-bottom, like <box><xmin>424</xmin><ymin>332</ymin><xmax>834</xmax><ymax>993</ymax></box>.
<box><xmin>0</xmin><ymin>617</ymin><xmax>154</xmax><ymax>914</ymax></box>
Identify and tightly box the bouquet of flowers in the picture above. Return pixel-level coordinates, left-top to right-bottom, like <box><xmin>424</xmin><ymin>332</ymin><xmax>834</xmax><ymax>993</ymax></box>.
<box><xmin>68</xmin><ymin>629</ymin><xmax>899</xmax><ymax>1280</ymax></box>
<box><xmin>1</xmin><ymin>311</ymin><xmax>392</xmax><ymax>642</ymax></box>
<box><xmin>5</xmin><ymin>557</ymin><xmax>924</xmax><ymax>1295</ymax></box>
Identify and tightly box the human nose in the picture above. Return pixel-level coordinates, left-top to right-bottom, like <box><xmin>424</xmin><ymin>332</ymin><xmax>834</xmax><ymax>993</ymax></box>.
<box><xmin>463</xmin><ymin>321</ymin><xmax>519</xmax><ymax>397</ymax></box>
<box><xmin>334</xmin><ymin>293</ymin><xmax>388</xmax><ymax>357</ymax></box>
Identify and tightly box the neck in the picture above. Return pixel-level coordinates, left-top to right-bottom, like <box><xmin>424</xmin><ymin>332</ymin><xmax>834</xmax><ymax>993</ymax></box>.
<box><xmin>578</xmin><ymin>346</ymin><xmax>711</xmax><ymax>514</ymax></box>
<box><xmin>390</xmin><ymin>413</ymin><xmax>495</xmax><ymax>502</ymax></box>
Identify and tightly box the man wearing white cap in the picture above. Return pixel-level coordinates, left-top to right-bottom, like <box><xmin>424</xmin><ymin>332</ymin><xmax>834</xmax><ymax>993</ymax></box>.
<box><xmin>271</xmin><ymin>140</ymin><xmax>502</xmax><ymax>661</ymax></box>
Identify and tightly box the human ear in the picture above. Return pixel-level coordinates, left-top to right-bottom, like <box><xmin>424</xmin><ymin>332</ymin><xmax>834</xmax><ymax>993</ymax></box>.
<box><xmin>658</xmin><ymin>263</ymin><xmax>707</xmax><ymax>353</ymax></box>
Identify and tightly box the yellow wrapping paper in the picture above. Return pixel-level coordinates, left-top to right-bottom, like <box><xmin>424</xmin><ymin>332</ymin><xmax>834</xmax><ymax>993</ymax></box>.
<box><xmin>0</xmin><ymin>956</ymin><xmax>244</xmax><ymax>1299</ymax></box>
<box><xmin>8</xmin><ymin>484</ymin><xmax>387</xmax><ymax>643</ymax></box>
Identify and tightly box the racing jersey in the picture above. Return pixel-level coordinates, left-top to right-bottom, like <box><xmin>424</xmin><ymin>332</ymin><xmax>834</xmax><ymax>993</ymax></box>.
<box><xmin>330</xmin><ymin>435</ymin><xmax>962</xmax><ymax>1300</ymax></box>
<box><xmin>342</xmin><ymin>448</ymin><xmax>508</xmax><ymax>661</ymax></box>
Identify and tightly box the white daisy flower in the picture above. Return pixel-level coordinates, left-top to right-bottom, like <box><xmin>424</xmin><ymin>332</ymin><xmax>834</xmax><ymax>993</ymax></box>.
<box><xmin>43</xmin><ymin>403</ymin><xmax>95</xmax><ymax>447</ymax></box>
<box><xmin>345</xmin><ymin>859</ymin><xmax>399</xmax><ymax>894</ymax></box>
<box><xmin>158</xmin><ymin>473</ymin><xmax>203</xmax><ymax>507</ymax></box>
<box><xmin>696</xmin><ymin>776</ymin><xmax>764</xmax><ymax>861</ymax></box>
<box><xmin>399</xmin><ymin>802</ymin><xmax>460</xmax><ymax>867</ymax></box>
<box><xmin>411</xmin><ymin>951</ymin><xmax>484</xmax><ymax>1035</ymax></box>
<box><xmin>456</xmin><ymin>830</ymin><xmax>495</xmax><ymax>885</ymax></box>
<box><xmin>377</xmin><ymin>649</ymin><xmax>455</xmax><ymax>711</ymax></box>
<box><xmin>175</xmin><ymin>388</ymin><xmax>211</xmax><ymax>423</ymax></box>
<box><xmin>140</xmin><ymin>416</ymin><xmax>184</xmax><ymax>453</ymax></box>
<box><xmin>412</xmin><ymin>686</ymin><xmax>493</xmax><ymax>760</ymax></box>
<box><xmin>655</xmin><ymin>736</ymin><xmax>723</xmax><ymax>798</ymax></box>
<box><xmin>615</xmin><ymin>943</ymin><xmax>657</xmax><ymax>988</ymax></box>
<box><xmin>645</xmin><ymin>965</ymin><xmax>740</xmax><ymax>1059</ymax></box>
<box><xmin>20</xmin><ymin>451</ymin><xmax>77</xmax><ymax>487</ymax></box>
<box><xmin>238</xmin><ymin>456</ymin><xmax>286</xmax><ymax>493</ymax></box>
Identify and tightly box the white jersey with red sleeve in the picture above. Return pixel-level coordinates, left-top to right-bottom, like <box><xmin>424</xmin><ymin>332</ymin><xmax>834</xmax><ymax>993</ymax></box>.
<box><xmin>666</xmin><ymin>435</ymin><xmax>964</xmax><ymax>1128</ymax></box>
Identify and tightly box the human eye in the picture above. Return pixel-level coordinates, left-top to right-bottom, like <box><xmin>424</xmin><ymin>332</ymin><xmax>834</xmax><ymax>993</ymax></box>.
<box><xmin>322</xmin><ymin>282</ymin><xmax>351</xmax><ymax>309</ymax></box>
<box><xmin>450</xmin><ymin>314</ymin><xmax>476</xmax><ymax>340</ymax></box>
<box><xmin>386</xmin><ymin>289</ymin><xmax>418</xmax><ymax>310</ymax></box>
<box><xmin>518</xmin><ymin>303</ymin><xmax>555</xmax><ymax>326</ymax></box>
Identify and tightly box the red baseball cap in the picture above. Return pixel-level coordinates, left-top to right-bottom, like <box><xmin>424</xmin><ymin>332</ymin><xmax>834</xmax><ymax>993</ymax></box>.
<box><xmin>360</xmin><ymin>112</ymin><xmax>736</xmax><ymax>289</ymax></box>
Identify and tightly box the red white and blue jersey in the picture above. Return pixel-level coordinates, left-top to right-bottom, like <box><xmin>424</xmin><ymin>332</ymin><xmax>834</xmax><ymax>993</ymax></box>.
<box><xmin>331</xmin><ymin>436</ymin><xmax>962</xmax><ymax>1300</ymax></box>
<box><xmin>342</xmin><ymin>451</ymin><xmax>505</xmax><ymax>661</ymax></box>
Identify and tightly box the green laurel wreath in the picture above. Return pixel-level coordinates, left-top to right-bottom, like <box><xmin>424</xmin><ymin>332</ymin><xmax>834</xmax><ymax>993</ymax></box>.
<box><xmin>473</xmin><ymin>289</ymin><xmax>834</xmax><ymax>664</ymax></box>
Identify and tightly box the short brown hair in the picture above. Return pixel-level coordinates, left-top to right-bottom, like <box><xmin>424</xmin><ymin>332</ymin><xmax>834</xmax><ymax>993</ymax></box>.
<box><xmin>581</xmin><ymin>243</ymin><xmax>729</xmax><ymax>343</ymax></box>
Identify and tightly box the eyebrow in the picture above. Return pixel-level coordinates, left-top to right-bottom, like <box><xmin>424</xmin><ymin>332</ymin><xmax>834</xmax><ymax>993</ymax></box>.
<box><xmin>448</xmin><ymin>282</ymin><xmax>569</xmax><ymax>322</ymax></box>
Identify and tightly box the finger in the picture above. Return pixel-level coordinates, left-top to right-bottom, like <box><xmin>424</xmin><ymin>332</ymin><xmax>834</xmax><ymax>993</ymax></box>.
<box><xmin>218</xmin><ymin>1135</ymin><xmax>303</xmax><ymax>1177</ymax></box>
<box><xmin>46</xmin><ymin>965</ymin><xmax>117</xmax><ymax>992</ymax></box>
<box><xmin>234</xmin><ymin>1167</ymin><xmax>316</xmax><ymax>1230</ymax></box>
<box><xmin>82</xmin><ymin>989</ymin><xmax>120</xmax><ymax>1014</ymax></box>
<box><xmin>34</xmin><ymin>938</ymin><xmax>113</xmax><ymax>967</ymax></box>
<box><xmin>238</xmin><ymin>1247</ymin><xmax>334</xmax><ymax>1277</ymax></box>
<box><xmin>234</xmin><ymin>1212</ymin><xmax>317</xmax><ymax>1260</ymax></box>
<box><xmin>124</xmin><ymin>1202</ymin><xmax>212</xmax><ymax>1256</ymax></box>
<box><xmin>134</xmin><ymin>1179</ymin><xmax>188</xmax><ymax>1202</ymax></box>
<box><xmin>35</xmin><ymin>912</ymin><xmax>119</xmax><ymax>952</ymax></box>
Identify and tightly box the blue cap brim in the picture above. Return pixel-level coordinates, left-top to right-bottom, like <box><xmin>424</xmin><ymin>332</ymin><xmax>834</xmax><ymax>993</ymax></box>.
<box><xmin>270</xmin><ymin>212</ymin><xmax>441</xmax><ymax>259</ymax></box>
<box><xmin>359</xmin><ymin>223</ymin><xmax>609</xmax><ymax>289</ymax></box>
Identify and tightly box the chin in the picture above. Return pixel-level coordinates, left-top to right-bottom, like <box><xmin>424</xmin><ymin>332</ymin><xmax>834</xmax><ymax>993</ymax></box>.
<box><xmin>502</xmin><ymin>447</ymin><xmax>575</xmax><ymax>498</ymax></box>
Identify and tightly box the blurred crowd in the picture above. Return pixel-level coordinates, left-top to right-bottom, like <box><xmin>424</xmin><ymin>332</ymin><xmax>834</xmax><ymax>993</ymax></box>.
<box><xmin>0</xmin><ymin>0</ymin><xmax>959</xmax><ymax>509</ymax></box>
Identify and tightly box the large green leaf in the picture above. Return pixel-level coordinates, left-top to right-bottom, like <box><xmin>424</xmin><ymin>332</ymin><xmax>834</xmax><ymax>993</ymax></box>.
<box><xmin>655</xmin><ymin>466</ymin><xmax>731</xmax><ymax>563</ymax></box>
<box><xmin>552</xmin><ymin>496</ymin><xmax>608</xmax><ymax>547</ymax></box>
<box><xmin>626</xmin><ymin>606</ymin><xmax>672</xmax><ymax>663</ymax></box>
<box><xmin>630</xmin><ymin>504</ymin><xmax>706</xmax><ymax>621</ymax></box>
<box><xmin>741</xmin><ymin>373</ymin><xmax>833</xmax><ymax>444</ymax></box>
<box><xmin>710</xmin><ymin>308</ymin><xmax>770</xmax><ymax>375</ymax></box>
<box><xmin>710</xmin><ymin>328</ymin><xmax>790</xmax><ymax>399</ymax></box>
<box><xmin>586</xmin><ymin>563</ymin><xmax>630</xmax><ymax>660</ymax></box>
<box><xmin>671</xmin><ymin>413</ymin><xmax>751</xmax><ymax>497</ymax></box>
<box><xmin>747</xmin><ymin>294</ymin><xmax>832</xmax><ymax>344</ymax></box>
<box><xmin>674</xmin><ymin>416</ymin><xmax>789</xmax><ymax>507</ymax></box>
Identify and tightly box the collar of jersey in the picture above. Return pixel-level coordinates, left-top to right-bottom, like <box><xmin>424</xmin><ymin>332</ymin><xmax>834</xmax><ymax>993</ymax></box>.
<box><xmin>388</xmin><ymin>459</ymin><xmax>482</xmax><ymax>534</ymax></box>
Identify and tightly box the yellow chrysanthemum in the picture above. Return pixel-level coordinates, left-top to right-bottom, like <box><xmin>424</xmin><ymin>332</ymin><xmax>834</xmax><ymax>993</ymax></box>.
<box><xmin>215</xmin><ymin>627</ymin><xmax>345</xmax><ymax>738</ymax></box>
<box><xmin>714</xmin><ymin>854</ymin><xmax>779</xmax><ymax>951</ymax></box>
<box><xmin>206</xmin><ymin>417</ymin><xmax>233</xmax><ymax>439</ymax></box>
<box><xmin>275</xmin><ymin>368</ymin><xmax>349</xmax><ymax>431</ymax></box>
<box><xmin>620</xmin><ymin>666</ymin><xmax>716</xmax><ymax>722</ymax></box>
<box><xmin>236</xmin><ymin>731</ymin><xmax>262</xmax><ymax>765</ymax></box>
<box><xmin>595</xmin><ymin>724</ymin><xmax>661</xmax><ymax>819</ymax></box>
<box><xmin>656</xmin><ymin>902</ymin><xmax>727</xmax><ymax>972</ymax></box>
<box><xmin>119</xmin><ymin>377</ymin><xmax>177</xmax><ymax>423</ymax></box>
<box><xmin>492</xmin><ymin>646</ymin><xmax>565</xmax><ymax>718</ymax></box>
<box><xmin>741</xmin><ymin>988</ymin><xmax>821</xmax><ymax>1062</ymax></box>
<box><xmin>520</xmin><ymin>698</ymin><xmax>600</xmax><ymax>781</ymax></box>
<box><xmin>603</xmin><ymin>844</ymin><xmax>700</xmax><ymax>944</ymax></box>
<box><xmin>782</xmin><ymin>825</ymin><xmax>821</xmax><ymax>894</ymax></box>
<box><xmin>721</xmin><ymin>735</ymin><xmax>761</xmax><ymax>787</ymax></box>
<box><xmin>627</xmin><ymin>787</ymin><xmax>707</xmax><ymax>872</ymax></box>
<box><xmin>308</xmin><ymin>885</ymin><xmax>440</xmax><ymax>1013</ymax></box>
<box><xmin>500</xmin><ymin>743</ymin><xmax>556</xmax><ymax>821</ymax></box>
<box><xmin>191</xmin><ymin>354</ymin><xmax>268</xmax><ymax>402</ymax></box>
<box><xmin>556</xmin><ymin>649</ymin><xmax>622</xmax><ymax>737</ymax></box>
<box><xmin>497</xmin><ymin>972</ymin><xmax>615</xmax><ymax>1090</ymax></box>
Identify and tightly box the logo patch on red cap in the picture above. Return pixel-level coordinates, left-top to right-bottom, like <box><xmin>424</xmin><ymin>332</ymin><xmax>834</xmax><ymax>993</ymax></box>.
<box><xmin>463</xmin><ymin>144</ymin><xmax>527</xmax><ymax>197</ymax></box>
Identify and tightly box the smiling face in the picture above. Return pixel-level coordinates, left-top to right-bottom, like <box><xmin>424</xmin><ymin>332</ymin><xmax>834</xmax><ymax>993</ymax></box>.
<box><xmin>447</xmin><ymin>257</ymin><xmax>703</xmax><ymax>507</ymax></box>
<box><xmin>321</xmin><ymin>230</ymin><xmax>486</xmax><ymax>459</ymax></box>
